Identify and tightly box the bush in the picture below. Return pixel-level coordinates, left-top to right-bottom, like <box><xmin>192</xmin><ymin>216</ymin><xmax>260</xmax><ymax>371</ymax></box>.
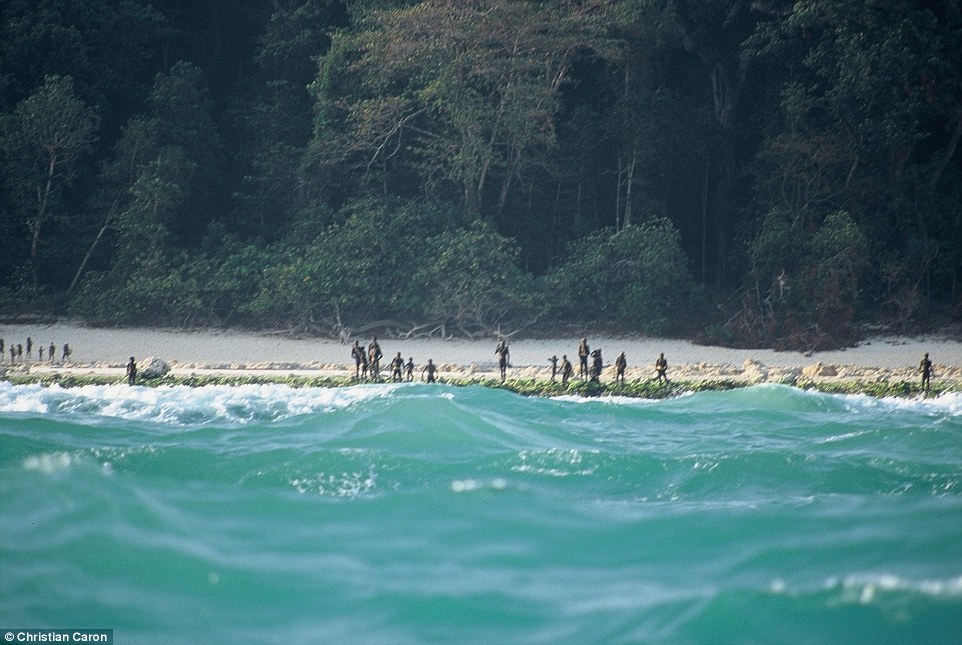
<box><xmin>408</xmin><ymin>221</ymin><xmax>543</xmax><ymax>332</ymax></box>
<box><xmin>247</xmin><ymin>197</ymin><xmax>541</xmax><ymax>333</ymax></box>
<box><xmin>543</xmin><ymin>218</ymin><xmax>697</xmax><ymax>334</ymax></box>
<box><xmin>715</xmin><ymin>209</ymin><xmax>871</xmax><ymax>350</ymax></box>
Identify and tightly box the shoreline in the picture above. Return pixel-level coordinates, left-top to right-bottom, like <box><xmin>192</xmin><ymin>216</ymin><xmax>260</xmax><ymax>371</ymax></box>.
<box><xmin>1</xmin><ymin>321</ymin><xmax>959</xmax><ymax>396</ymax></box>
<box><xmin>1</xmin><ymin>369</ymin><xmax>956</xmax><ymax>401</ymax></box>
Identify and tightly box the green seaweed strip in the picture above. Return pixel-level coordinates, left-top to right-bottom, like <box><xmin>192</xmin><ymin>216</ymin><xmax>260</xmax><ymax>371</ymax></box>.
<box><xmin>2</xmin><ymin>371</ymin><xmax>954</xmax><ymax>399</ymax></box>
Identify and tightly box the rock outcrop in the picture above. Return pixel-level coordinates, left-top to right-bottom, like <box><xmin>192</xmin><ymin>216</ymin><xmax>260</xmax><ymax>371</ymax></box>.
<box><xmin>139</xmin><ymin>356</ymin><xmax>171</xmax><ymax>379</ymax></box>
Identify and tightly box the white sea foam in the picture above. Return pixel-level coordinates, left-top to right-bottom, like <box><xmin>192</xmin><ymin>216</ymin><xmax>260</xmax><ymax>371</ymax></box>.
<box><xmin>765</xmin><ymin>573</ymin><xmax>962</xmax><ymax>601</ymax></box>
<box><xmin>22</xmin><ymin>451</ymin><xmax>73</xmax><ymax>474</ymax></box>
<box><xmin>0</xmin><ymin>381</ymin><xmax>403</xmax><ymax>426</ymax></box>
<box><xmin>840</xmin><ymin>390</ymin><xmax>962</xmax><ymax>416</ymax></box>
<box><xmin>550</xmin><ymin>394</ymin><xmax>661</xmax><ymax>405</ymax></box>
<box><xmin>831</xmin><ymin>573</ymin><xmax>962</xmax><ymax>601</ymax></box>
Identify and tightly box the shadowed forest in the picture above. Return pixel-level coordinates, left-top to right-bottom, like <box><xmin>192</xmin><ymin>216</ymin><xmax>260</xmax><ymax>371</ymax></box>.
<box><xmin>1</xmin><ymin>0</ymin><xmax>960</xmax><ymax>349</ymax></box>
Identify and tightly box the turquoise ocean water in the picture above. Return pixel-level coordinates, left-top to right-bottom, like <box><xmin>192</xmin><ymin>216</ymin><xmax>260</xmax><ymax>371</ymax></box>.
<box><xmin>1</xmin><ymin>381</ymin><xmax>960</xmax><ymax>644</ymax></box>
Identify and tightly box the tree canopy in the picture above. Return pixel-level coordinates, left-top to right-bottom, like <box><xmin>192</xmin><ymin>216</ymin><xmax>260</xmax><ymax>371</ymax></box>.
<box><xmin>1</xmin><ymin>0</ymin><xmax>959</xmax><ymax>346</ymax></box>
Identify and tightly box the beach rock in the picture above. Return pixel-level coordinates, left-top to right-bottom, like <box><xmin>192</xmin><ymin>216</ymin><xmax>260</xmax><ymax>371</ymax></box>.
<box><xmin>139</xmin><ymin>356</ymin><xmax>170</xmax><ymax>379</ymax></box>
<box><xmin>742</xmin><ymin>359</ymin><xmax>769</xmax><ymax>383</ymax></box>
<box><xmin>770</xmin><ymin>368</ymin><xmax>800</xmax><ymax>385</ymax></box>
<box><xmin>802</xmin><ymin>362</ymin><xmax>837</xmax><ymax>377</ymax></box>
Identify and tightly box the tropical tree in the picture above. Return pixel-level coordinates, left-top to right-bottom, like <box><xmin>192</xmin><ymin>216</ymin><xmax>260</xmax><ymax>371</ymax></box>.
<box><xmin>310</xmin><ymin>0</ymin><xmax>619</xmax><ymax>223</ymax></box>
<box><xmin>230</xmin><ymin>0</ymin><xmax>347</xmax><ymax>238</ymax></box>
<box><xmin>0</xmin><ymin>75</ymin><xmax>98</xmax><ymax>286</ymax></box>
<box><xmin>70</xmin><ymin>63</ymin><xmax>223</xmax><ymax>323</ymax></box>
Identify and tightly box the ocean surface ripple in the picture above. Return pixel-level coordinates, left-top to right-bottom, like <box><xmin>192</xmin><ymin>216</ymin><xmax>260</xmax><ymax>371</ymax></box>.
<box><xmin>2</xmin><ymin>382</ymin><xmax>960</xmax><ymax>644</ymax></box>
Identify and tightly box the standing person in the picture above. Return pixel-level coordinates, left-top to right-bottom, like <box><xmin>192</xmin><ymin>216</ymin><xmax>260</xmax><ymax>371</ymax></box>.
<box><xmin>38</xmin><ymin>345</ymin><xmax>44</xmax><ymax>362</ymax></box>
<box><xmin>578</xmin><ymin>338</ymin><xmax>590</xmax><ymax>380</ymax></box>
<box><xmin>615</xmin><ymin>352</ymin><xmax>627</xmax><ymax>385</ymax></box>
<box><xmin>48</xmin><ymin>342</ymin><xmax>55</xmax><ymax>364</ymax></box>
<box><xmin>26</xmin><ymin>337</ymin><xmax>32</xmax><ymax>360</ymax></box>
<box><xmin>590</xmin><ymin>348</ymin><xmax>603</xmax><ymax>382</ymax></box>
<box><xmin>0</xmin><ymin>338</ymin><xmax>4</xmax><ymax>362</ymax></box>
<box><xmin>422</xmin><ymin>359</ymin><xmax>438</xmax><ymax>383</ymax></box>
<box><xmin>368</xmin><ymin>337</ymin><xmax>382</xmax><ymax>380</ymax></box>
<box><xmin>16</xmin><ymin>344</ymin><xmax>23</xmax><ymax>363</ymax></box>
<box><xmin>62</xmin><ymin>344</ymin><xmax>71</xmax><ymax>363</ymax></box>
<box><xmin>495</xmin><ymin>339</ymin><xmax>510</xmax><ymax>383</ymax></box>
<box><xmin>560</xmin><ymin>355</ymin><xmax>573</xmax><ymax>386</ymax></box>
<box><xmin>405</xmin><ymin>357</ymin><xmax>415</xmax><ymax>382</ymax></box>
<box><xmin>391</xmin><ymin>352</ymin><xmax>404</xmax><ymax>382</ymax></box>
<box><xmin>655</xmin><ymin>352</ymin><xmax>669</xmax><ymax>384</ymax></box>
<box><xmin>9</xmin><ymin>346</ymin><xmax>15</xmax><ymax>364</ymax></box>
<box><xmin>548</xmin><ymin>355</ymin><xmax>559</xmax><ymax>382</ymax></box>
<box><xmin>126</xmin><ymin>357</ymin><xmax>137</xmax><ymax>386</ymax></box>
<box><xmin>919</xmin><ymin>353</ymin><xmax>933</xmax><ymax>395</ymax></box>
<box><xmin>351</xmin><ymin>341</ymin><xmax>366</xmax><ymax>379</ymax></box>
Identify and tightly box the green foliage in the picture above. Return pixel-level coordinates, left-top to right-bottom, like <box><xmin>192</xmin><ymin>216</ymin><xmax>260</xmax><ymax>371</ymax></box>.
<box><xmin>544</xmin><ymin>219</ymin><xmax>697</xmax><ymax>334</ymax></box>
<box><xmin>247</xmin><ymin>198</ymin><xmax>541</xmax><ymax>333</ymax></box>
<box><xmin>0</xmin><ymin>74</ymin><xmax>99</xmax><ymax>286</ymax></box>
<box><xmin>311</xmin><ymin>0</ymin><xmax>619</xmax><ymax>216</ymax></box>
<box><xmin>1</xmin><ymin>0</ymin><xmax>960</xmax><ymax>344</ymax></box>
<box><xmin>0</xmin><ymin>0</ymin><xmax>167</xmax><ymax>115</ymax></box>
<box><xmin>71</xmin><ymin>234</ymin><xmax>271</xmax><ymax>328</ymax></box>
<box><xmin>408</xmin><ymin>221</ymin><xmax>543</xmax><ymax>330</ymax></box>
<box><xmin>248</xmin><ymin>198</ymin><xmax>452</xmax><ymax>326</ymax></box>
<box><xmin>11</xmin><ymin>371</ymin><xmax>947</xmax><ymax>402</ymax></box>
<box><xmin>724</xmin><ymin>209</ymin><xmax>872</xmax><ymax>349</ymax></box>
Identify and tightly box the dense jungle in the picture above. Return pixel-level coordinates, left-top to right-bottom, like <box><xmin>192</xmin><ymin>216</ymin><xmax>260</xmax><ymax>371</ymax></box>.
<box><xmin>1</xmin><ymin>0</ymin><xmax>960</xmax><ymax>349</ymax></box>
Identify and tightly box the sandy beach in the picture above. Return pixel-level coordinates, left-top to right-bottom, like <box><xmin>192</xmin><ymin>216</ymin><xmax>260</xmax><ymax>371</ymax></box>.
<box><xmin>1</xmin><ymin>321</ymin><xmax>960</xmax><ymax>385</ymax></box>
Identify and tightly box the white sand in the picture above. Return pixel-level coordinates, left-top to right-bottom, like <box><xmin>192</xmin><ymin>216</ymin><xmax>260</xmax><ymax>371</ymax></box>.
<box><xmin>1</xmin><ymin>321</ymin><xmax>960</xmax><ymax>383</ymax></box>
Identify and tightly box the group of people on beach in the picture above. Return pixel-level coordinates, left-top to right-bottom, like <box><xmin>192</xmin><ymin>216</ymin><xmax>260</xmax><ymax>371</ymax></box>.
<box><xmin>543</xmin><ymin>337</ymin><xmax>670</xmax><ymax>387</ymax></box>
<box><xmin>0</xmin><ymin>331</ymin><xmax>941</xmax><ymax>394</ymax></box>
<box><xmin>350</xmin><ymin>337</ymin><xmax>439</xmax><ymax>383</ymax></box>
<box><xmin>0</xmin><ymin>337</ymin><xmax>71</xmax><ymax>365</ymax></box>
<box><xmin>344</xmin><ymin>335</ymin><xmax>940</xmax><ymax>393</ymax></box>
<box><xmin>346</xmin><ymin>335</ymin><xmax>673</xmax><ymax>387</ymax></box>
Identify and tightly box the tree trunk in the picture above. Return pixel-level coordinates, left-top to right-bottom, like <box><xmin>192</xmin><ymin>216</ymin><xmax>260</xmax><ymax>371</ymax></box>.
<box><xmin>30</xmin><ymin>151</ymin><xmax>59</xmax><ymax>285</ymax></box>
<box><xmin>701</xmin><ymin>158</ymin><xmax>710</xmax><ymax>284</ymax></box>
<box><xmin>615</xmin><ymin>154</ymin><xmax>622</xmax><ymax>231</ymax></box>
<box><xmin>929</xmin><ymin>105</ymin><xmax>962</xmax><ymax>192</ymax></box>
<box><xmin>69</xmin><ymin>200</ymin><xmax>118</xmax><ymax>293</ymax></box>
<box><xmin>624</xmin><ymin>149</ymin><xmax>636</xmax><ymax>229</ymax></box>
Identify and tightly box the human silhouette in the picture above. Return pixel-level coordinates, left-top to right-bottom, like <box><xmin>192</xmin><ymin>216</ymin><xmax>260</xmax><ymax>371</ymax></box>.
<box><xmin>422</xmin><ymin>359</ymin><xmax>438</xmax><ymax>383</ymax></box>
<box><xmin>126</xmin><ymin>357</ymin><xmax>137</xmax><ymax>386</ymax></box>
<box><xmin>919</xmin><ymin>353</ymin><xmax>933</xmax><ymax>395</ymax></box>
<box><xmin>655</xmin><ymin>353</ymin><xmax>669</xmax><ymax>384</ymax></box>
<box><xmin>351</xmin><ymin>341</ymin><xmax>366</xmax><ymax>379</ymax></box>
<box><xmin>560</xmin><ymin>355</ymin><xmax>573</xmax><ymax>386</ymax></box>
<box><xmin>495</xmin><ymin>339</ymin><xmax>510</xmax><ymax>383</ymax></box>
<box><xmin>590</xmin><ymin>348</ymin><xmax>603</xmax><ymax>382</ymax></box>
<box><xmin>615</xmin><ymin>352</ymin><xmax>627</xmax><ymax>385</ymax></box>
<box><xmin>391</xmin><ymin>352</ymin><xmax>404</xmax><ymax>382</ymax></box>
<box><xmin>548</xmin><ymin>355</ymin><xmax>559</xmax><ymax>382</ymax></box>
<box><xmin>578</xmin><ymin>338</ymin><xmax>590</xmax><ymax>379</ymax></box>
<box><xmin>368</xmin><ymin>337</ymin><xmax>382</xmax><ymax>380</ymax></box>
